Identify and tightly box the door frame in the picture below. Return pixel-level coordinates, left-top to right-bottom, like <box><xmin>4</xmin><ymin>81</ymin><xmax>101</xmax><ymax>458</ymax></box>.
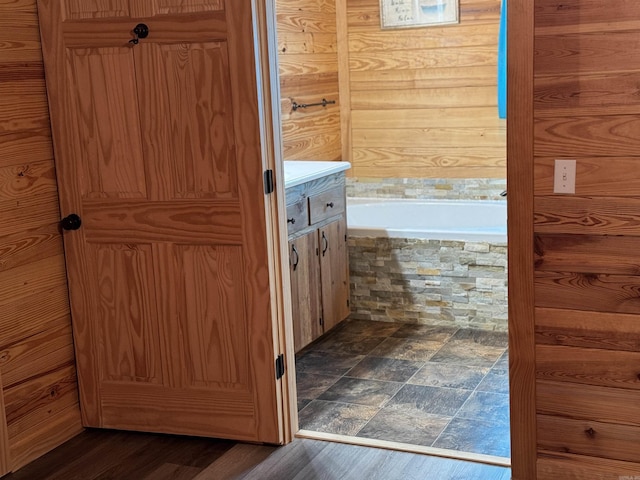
<box><xmin>507</xmin><ymin>1</ymin><xmax>537</xmax><ymax>479</ymax></box>
<box><xmin>253</xmin><ymin>0</ymin><xmax>298</xmax><ymax>443</ymax></box>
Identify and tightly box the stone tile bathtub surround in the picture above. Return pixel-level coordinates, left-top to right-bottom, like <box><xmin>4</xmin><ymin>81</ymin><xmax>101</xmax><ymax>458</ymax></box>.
<box><xmin>349</xmin><ymin>237</ymin><xmax>508</xmax><ymax>331</ymax></box>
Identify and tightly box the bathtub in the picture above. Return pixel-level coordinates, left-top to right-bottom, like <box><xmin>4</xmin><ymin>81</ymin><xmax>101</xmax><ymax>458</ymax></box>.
<box><xmin>346</xmin><ymin>198</ymin><xmax>508</xmax><ymax>331</ymax></box>
<box><xmin>347</xmin><ymin>198</ymin><xmax>507</xmax><ymax>243</ymax></box>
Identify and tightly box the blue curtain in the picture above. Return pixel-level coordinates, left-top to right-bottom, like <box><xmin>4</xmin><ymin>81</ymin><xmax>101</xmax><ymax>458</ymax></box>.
<box><xmin>498</xmin><ymin>0</ymin><xmax>507</xmax><ymax>118</ymax></box>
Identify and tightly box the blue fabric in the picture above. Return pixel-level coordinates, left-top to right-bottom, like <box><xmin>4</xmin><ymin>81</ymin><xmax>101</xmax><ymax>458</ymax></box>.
<box><xmin>498</xmin><ymin>0</ymin><xmax>507</xmax><ymax>118</ymax></box>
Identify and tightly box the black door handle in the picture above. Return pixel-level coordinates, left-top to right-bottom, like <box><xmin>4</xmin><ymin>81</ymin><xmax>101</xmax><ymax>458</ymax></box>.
<box><xmin>129</xmin><ymin>23</ymin><xmax>149</xmax><ymax>45</ymax></box>
<box><xmin>61</xmin><ymin>214</ymin><xmax>82</xmax><ymax>231</ymax></box>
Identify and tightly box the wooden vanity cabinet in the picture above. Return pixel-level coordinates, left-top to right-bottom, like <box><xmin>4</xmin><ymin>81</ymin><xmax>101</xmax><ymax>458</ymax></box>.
<box><xmin>318</xmin><ymin>216</ymin><xmax>350</xmax><ymax>332</ymax></box>
<box><xmin>286</xmin><ymin>174</ymin><xmax>350</xmax><ymax>353</ymax></box>
<box><xmin>289</xmin><ymin>230</ymin><xmax>322</xmax><ymax>351</ymax></box>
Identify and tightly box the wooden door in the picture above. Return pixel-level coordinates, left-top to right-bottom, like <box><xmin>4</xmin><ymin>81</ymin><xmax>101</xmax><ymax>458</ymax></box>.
<box><xmin>289</xmin><ymin>233</ymin><xmax>322</xmax><ymax>352</ymax></box>
<box><xmin>319</xmin><ymin>217</ymin><xmax>350</xmax><ymax>332</ymax></box>
<box><xmin>37</xmin><ymin>0</ymin><xmax>284</xmax><ymax>443</ymax></box>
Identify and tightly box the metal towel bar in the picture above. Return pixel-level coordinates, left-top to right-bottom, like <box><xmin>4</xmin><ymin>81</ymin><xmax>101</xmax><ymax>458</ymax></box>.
<box><xmin>291</xmin><ymin>98</ymin><xmax>336</xmax><ymax>111</ymax></box>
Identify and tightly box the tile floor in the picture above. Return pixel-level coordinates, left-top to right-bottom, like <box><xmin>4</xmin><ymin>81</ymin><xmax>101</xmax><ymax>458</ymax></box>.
<box><xmin>295</xmin><ymin>319</ymin><xmax>510</xmax><ymax>458</ymax></box>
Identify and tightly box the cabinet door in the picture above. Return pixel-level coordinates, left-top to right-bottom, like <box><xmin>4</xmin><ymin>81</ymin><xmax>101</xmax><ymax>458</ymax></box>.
<box><xmin>319</xmin><ymin>216</ymin><xmax>350</xmax><ymax>332</ymax></box>
<box><xmin>289</xmin><ymin>232</ymin><xmax>322</xmax><ymax>352</ymax></box>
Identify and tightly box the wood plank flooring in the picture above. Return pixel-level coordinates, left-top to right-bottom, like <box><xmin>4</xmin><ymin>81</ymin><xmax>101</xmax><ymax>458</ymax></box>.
<box><xmin>3</xmin><ymin>429</ymin><xmax>512</xmax><ymax>479</ymax></box>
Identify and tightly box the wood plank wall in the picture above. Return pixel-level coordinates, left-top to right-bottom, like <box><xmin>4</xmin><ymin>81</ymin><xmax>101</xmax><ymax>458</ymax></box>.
<box><xmin>345</xmin><ymin>0</ymin><xmax>505</xmax><ymax>178</ymax></box>
<box><xmin>0</xmin><ymin>0</ymin><xmax>82</xmax><ymax>472</ymax></box>
<box><xmin>532</xmin><ymin>1</ymin><xmax>640</xmax><ymax>477</ymax></box>
<box><xmin>276</xmin><ymin>0</ymin><xmax>342</xmax><ymax>161</ymax></box>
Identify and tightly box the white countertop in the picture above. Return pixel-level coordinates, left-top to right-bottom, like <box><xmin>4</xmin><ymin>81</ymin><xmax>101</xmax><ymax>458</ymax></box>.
<box><xmin>284</xmin><ymin>161</ymin><xmax>351</xmax><ymax>188</ymax></box>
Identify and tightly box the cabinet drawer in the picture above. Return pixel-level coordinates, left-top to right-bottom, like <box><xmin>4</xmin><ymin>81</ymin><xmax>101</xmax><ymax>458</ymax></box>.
<box><xmin>308</xmin><ymin>186</ymin><xmax>345</xmax><ymax>224</ymax></box>
<box><xmin>286</xmin><ymin>200</ymin><xmax>308</xmax><ymax>235</ymax></box>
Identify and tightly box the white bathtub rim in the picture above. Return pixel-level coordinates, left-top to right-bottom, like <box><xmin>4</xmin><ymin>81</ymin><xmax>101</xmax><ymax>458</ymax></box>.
<box><xmin>346</xmin><ymin>197</ymin><xmax>507</xmax><ymax>243</ymax></box>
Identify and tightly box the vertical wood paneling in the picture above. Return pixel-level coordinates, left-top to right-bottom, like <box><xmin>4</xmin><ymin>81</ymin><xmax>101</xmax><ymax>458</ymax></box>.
<box><xmin>507</xmin><ymin>1</ymin><xmax>536</xmax><ymax>479</ymax></box>
<box><xmin>530</xmin><ymin>0</ymin><xmax>640</xmax><ymax>477</ymax></box>
<box><xmin>347</xmin><ymin>0</ymin><xmax>506</xmax><ymax>178</ymax></box>
<box><xmin>276</xmin><ymin>0</ymin><xmax>342</xmax><ymax>161</ymax></box>
<box><xmin>0</xmin><ymin>0</ymin><xmax>82</xmax><ymax>473</ymax></box>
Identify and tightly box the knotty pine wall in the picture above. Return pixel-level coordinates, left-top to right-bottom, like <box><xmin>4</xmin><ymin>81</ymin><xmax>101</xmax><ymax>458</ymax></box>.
<box><xmin>0</xmin><ymin>0</ymin><xmax>82</xmax><ymax>472</ymax></box>
<box><xmin>276</xmin><ymin>0</ymin><xmax>343</xmax><ymax>161</ymax></box>
<box><xmin>345</xmin><ymin>0</ymin><xmax>505</xmax><ymax>179</ymax></box>
<box><xmin>531</xmin><ymin>1</ymin><xmax>640</xmax><ymax>477</ymax></box>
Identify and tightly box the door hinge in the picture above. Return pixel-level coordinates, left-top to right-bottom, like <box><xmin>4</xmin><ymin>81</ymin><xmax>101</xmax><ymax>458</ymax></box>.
<box><xmin>319</xmin><ymin>317</ymin><xmax>324</xmax><ymax>327</ymax></box>
<box><xmin>347</xmin><ymin>299</ymin><xmax>350</xmax><ymax>307</ymax></box>
<box><xmin>345</xmin><ymin>234</ymin><xmax>347</xmax><ymax>242</ymax></box>
<box><xmin>275</xmin><ymin>354</ymin><xmax>285</xmax><ymax>380</ymax></box>
<box><xmin>264</xmin><ymin>169</ymin><xmax>274</xmax><ymax>194</ymax></box>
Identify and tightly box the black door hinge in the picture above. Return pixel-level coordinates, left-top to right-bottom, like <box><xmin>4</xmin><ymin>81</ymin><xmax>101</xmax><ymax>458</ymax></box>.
<box><xmin>275</xmin><ymin>353</ymin><xmax>285</xmax><ymax>380</ymax></box>
<box><xmin>319</xmin><ymin>317</ymin><xmax>324</xmax><ymax>327</ymax></box>
<box><xmin>264</xmin><ymin>169</ymin><xmax>274</xmax><ymax>194</ymax></box>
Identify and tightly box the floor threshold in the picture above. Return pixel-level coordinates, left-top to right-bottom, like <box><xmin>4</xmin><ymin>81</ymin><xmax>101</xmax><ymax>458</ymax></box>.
<box><xmin>295</xmin><ymin>429</ymin><xmax>511</xmax><ymax>468</ymax></box>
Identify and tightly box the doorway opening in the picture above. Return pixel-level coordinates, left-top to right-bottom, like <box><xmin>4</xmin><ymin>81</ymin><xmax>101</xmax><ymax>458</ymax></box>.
<box><xmin>292</xmin><ymin>192</ymin><xmax>510</xmax><ymax>464</ymax></box>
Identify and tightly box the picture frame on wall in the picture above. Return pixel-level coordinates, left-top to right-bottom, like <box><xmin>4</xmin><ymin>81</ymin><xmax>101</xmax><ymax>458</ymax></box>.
<box><xmin>380</xmin><ymin>0</ymin><xmax>459</xmax><ymax>29</ymax></box>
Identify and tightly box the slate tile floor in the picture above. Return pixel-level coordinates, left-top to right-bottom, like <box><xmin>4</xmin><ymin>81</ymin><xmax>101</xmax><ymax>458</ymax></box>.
<box><xmin>296</xmin><ymin>319</ymin><xmax>510</xmax><ymax>458</ymax></box>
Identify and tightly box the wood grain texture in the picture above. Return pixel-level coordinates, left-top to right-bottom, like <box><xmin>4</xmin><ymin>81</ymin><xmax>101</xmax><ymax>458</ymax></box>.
<box><xmin>0</xmin><ymin>370</ymin><xmax>9</xmax><ymax>475</ymax></box>
<box><xmin>4</xmin><ymin>365</ymin><xmax>82</xmax><ymax>470</ymax></box>
<box><xmin>0</xmin><ymin>322</ymin><xmax>75</xmax><ymax>389</ymax></box>
<box><xmin>277</xmin><ymin>0</ymin><xmax>341</xmax><ymax>161</ymax></box>
<box><xmin>536</xmin><ymin>344</ymin><xmax>640</xmax><ymax>390</ymax></box>
<box><xmin>537</xmin><ymin>451</ymin><xmax>640</xmax><ymax>480</ymax></box>
<box><xmin>534</xmin><ymin>234</ymin><xmax>640</xmax><ymax>275</ymax></box>
<box><xmin>287</xmin><ymin>176</ymin><xmax>349</xmax><ymax>352</ymax></box>
<box><xmin>537</xmin><ymin>380</ymin><xmax>640</xmax><ymax>427</ymax></box>
<box><xmin>0</xmin><ymin>130</ymin><xmax>53</xmax><ymax>169</ymax></box>
<box><xmin>535</xmin><ymin>31</ymin><xmax>640</xmax><ymax>76</ymax></box>
<box><xmin>319</xmin><ymin>216</ymin><xmax>349</xmax><ymax>332</ymax></box>
<box><xmin>336</xmin><ymin>0</ymin><xmax>352</xmax><ymax>164</ymax></box>
<box><xmin>534</xmin><ymin>115</ymin><xmax>640</xmax><ymax>157</ymax></box>
<box><xmin>535</xmin><ymin>307</ymin><xmax>640</xmax><ymax>352</ymax></box>
<box><xmin>535</xmin><ymin>72</ymin><xmax>640</xmax><ymax>117</ymax></box>
<box><xmin>0</xmin><ymin>16</ymin><xmax>74</xmax><ymax>466</ymax></box>
<box><xmin>534</xmin><ymin>0</ymin><xmax>640</xmax><ymax>29</ymax></box>
<box><xmin>532</xmin><ymin>0</ymin><xmax>640</xmax><ymax>476</ymax></box>
<box><xmin>534</xmin><ymin>157</ymin><xmax>640</xmax><ymax>196</ymax></box>
<box><xmin>289</xmin><ymin>233</ymin><xmax>322</xmax><ymax>352</ymax></box>
<box><xmin>3</xmin><ymin>433</ymin><xmax>513</xmax><ymax>480</ymax></box>
<box><xmin>534</xmin><ymin>196</ymin><xmax>640</xmax><ymax>236</ymax></box>
<box><xmin>508</xmin><ymin>1</ymin><xmax>537</xmax><ymax>479</ymax></box>
<box><xmin>350</xmin><ymin>65</ymin><xmax>499</xmax><ymax>90</ymax></box>
<box><xmin>537</xmin><ymin>414</ymin><xmax>640</xmax><ymax>464</ymax></box>
<box><xmin>535</xmin><ymin>270</ymin><xmax>640</xmax><ymax>314</ymax></box>
<box><xmin>39</xmin><ymin>0</ymin><xmax>283</xmax><ymax>444</ymax></box>
<box><xmin>346</xmin><ymin>0</ymin><xmax>505</xmax><ymax>178</ymax></box>
<box><xmin>239</xmin><ymin>437</ymin><xmax>511</xmax><ymax>480</ymax></box>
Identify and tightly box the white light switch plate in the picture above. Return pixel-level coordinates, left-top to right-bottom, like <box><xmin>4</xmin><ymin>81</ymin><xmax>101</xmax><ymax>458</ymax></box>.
<box><xmin>554</xmin><ymin>159</ymin><xmax>576</xmax><ymax>194</ymax></box>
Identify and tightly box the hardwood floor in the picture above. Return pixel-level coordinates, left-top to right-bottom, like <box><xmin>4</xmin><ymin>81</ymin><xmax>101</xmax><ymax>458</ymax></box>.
<box><xmin>3</xmin><ymin>429</ymin><xmax>512</xmax><ymax>479</ymax></box>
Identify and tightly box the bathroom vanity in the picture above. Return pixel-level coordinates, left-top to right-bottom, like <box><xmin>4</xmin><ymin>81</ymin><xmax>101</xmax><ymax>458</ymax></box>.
<box><xmin>284</xmin><ymin>161</ymin><xmax>351</xmax><ymax>352</ymax></box>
